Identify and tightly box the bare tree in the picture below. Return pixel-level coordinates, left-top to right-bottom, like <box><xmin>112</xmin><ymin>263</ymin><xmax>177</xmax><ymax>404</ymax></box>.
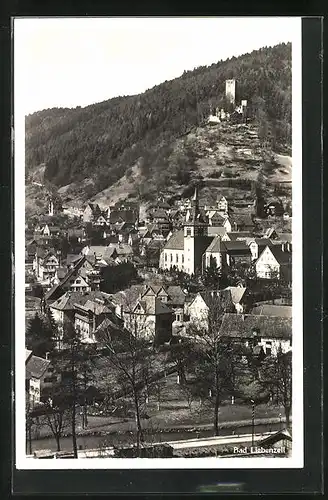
<box><xmin>41</xmin><ymin>397</ymin><xmax>69</xmax><ymax>452</ymax></box>
<box><xmin>101</xmin><ymin>321</ymin><xmax>156</xmax><ymax>453</ymax></box>
<box><xmin>51</xmin><ymin>320</ymin><xmax>96</xmax><ymax>458</ymax></box>
<box><xmin>186</xmin><ymin>293</ymin><xmax>234</xmax><ymax>436</ymax></box>
<box><xmin>260</xmin><ymin>347</ymin><xmax>292</xmax><ymax>427</ymax></box>
<box><xmin>25</xmin><ymin>397</ymin><xmax>34</xmax><ymax>455</ymax></box>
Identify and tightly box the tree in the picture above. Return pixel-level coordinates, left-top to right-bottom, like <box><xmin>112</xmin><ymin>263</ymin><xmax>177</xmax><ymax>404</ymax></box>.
<box><xmin>41</xmin><ymin>397</ymin><xmax>69</xmax><ymax>452</ymax></box>
<box><xmin>26</xmin><ymin>312</ymin><xmax>55</xmax><ymax>357</ymax></box>
<box><xmin>51</xmin><ymin>320</ymin><xmax>97</xmax><ymax>458</ymax></box>
<box><xmin>100</xmin><ymin>262</ymin><xmax>141</xmax><ymax>294</ymax></box>
<box><xmin>186</xmin><ymin>294</ymin><xmax>234</xmax><ymax>436</ymax></box>
<box><xmin>259</xmin><ymin>348</ymin><xmax>292</xmax><ymax>427</ymax></box>
<box><xmin>25</xmin><ymin>397</ymin><xmax>34</xmax><ymax>455</ymax></box>
<box><xmin>101</xmin><ymin>316</ymin><xmax>157</xmax><ymax>453</ymax></box>
<box><xmin>202</xmin><ymin>256</ymin><xmax>221</xmax><ymax>289</ymax></box>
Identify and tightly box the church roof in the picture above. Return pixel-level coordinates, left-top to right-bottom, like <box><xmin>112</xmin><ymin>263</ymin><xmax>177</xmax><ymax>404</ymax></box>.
<box><xmin>163</xmin><ymin>230</ymin><xmax>184</xmax><ymax>250</ymax></box>
<box><xmin>206</xmin><ymin>235</ymin><xmax>223</xmax><ymax>253</ymax></box>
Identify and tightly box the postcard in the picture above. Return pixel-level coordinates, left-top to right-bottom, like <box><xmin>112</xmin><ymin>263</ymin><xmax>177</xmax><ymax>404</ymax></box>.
<box><xmin>14</xmin><ymin>16</ymin><xmax>303</xmax><ymax>470</ymax></box>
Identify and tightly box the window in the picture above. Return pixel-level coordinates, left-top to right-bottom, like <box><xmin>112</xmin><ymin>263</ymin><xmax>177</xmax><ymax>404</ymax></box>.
<box><xmin>176</xmin><ymin>314</ymin><xmax>181</xmax><ymax>322</ymax></box>
<box><xmin>164</xmin><ymin>253</ymin><xmax>167</xmax><ymax>262</ymax></box>
<box><xmin>170</xmin><ymin>253</ymin><xmax>173</xmax><ymax>262</ymax></box>
<box><xmin>182</xmin><ymin>255</ymin><xmax>184</xmax><ymax>263</ymax></box>
<box><xmin>186</xmin><ymin>228</ymin><xmax>191</xmax><ymax>236</ymax></box>
<box><xmin>76</xmin><ymin>279</ymin><xmax>81</xmax><ymax>284</ymax></box>
<box><xmin>176</xmin><ymin>254</ymin><xmax>179</xmax><ymax>263</ymax></box>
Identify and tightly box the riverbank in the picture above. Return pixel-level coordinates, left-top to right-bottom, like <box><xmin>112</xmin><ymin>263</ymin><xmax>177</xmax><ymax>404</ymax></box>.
<box><xmin>29</xmin><ymin>415</ymin><xmax>291</xmax><ymax>454</ymax></box>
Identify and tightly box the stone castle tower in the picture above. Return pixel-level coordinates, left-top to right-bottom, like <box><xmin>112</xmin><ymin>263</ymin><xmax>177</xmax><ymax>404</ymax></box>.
<box><xmin>225</xmin><ymin>79</ymin><xmax>236</xmax><ymax>106</ymax></box>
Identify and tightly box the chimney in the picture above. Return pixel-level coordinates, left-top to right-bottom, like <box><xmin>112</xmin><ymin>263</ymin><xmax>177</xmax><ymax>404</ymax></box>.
<box><xmin>45</xmin><ymin>352</ymin><xmax>49</xmax><ymax>360</ymax></box>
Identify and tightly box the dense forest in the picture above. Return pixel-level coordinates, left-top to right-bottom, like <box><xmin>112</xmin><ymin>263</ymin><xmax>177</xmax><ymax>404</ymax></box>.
<box><xmin>25</xmin><ymin>43</ymin><xmax>291</xmax><ymax>198</ymax></box>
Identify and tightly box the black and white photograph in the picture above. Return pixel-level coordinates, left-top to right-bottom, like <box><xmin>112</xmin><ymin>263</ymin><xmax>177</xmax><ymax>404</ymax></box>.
<box><xmin>14</xmin><ymin>16</ymin><xmax>303</xmax><ymax>469</ymax></box>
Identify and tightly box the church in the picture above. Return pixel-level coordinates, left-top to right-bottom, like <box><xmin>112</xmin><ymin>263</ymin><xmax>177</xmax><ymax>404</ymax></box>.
<box><xmin>160</xmin><ymin>188</ymin><xmax>218</xmax><ymax>275</ymax></box>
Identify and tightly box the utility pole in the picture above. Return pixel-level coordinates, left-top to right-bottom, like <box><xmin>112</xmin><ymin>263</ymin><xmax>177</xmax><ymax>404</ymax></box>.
<box><xmin>251</xmin><ymin>399</ymin><xmax>255</xmax><ymax>448</ymax></box>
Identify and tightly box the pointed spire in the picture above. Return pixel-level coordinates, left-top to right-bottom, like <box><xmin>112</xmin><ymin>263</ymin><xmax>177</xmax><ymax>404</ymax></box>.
<box><xmin>192</xmin><ymin>186</ymin><xmax>198</xmax><ymax>202</ymax></box>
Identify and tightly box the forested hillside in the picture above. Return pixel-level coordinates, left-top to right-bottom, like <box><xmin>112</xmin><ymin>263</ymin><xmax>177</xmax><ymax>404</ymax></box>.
<box><xmin>25</xmin><ymin>43</ymin><xmax>291</xmax><ymax>202</ymax></box>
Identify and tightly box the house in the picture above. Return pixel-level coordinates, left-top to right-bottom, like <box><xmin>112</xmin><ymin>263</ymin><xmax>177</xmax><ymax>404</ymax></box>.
<box><xmin>207</xmin><ymin>211</ymin><xmax>231</xmax><ymax>231</ymax></box>
<box><xmin>265</xmin><ymin>200</ymin><xmax>284</xmax><ymax>217</ymax></box>
<box><xmin>94</xmin><ymin>214</ymin><xmax>108</xmax><ymax>226</ymax></box>
<box><xmin>221</xmin><ymin>286</ymin><xmax>247</xmax><ymax>313</ymax></box>
<box><xmin>49</xmin><ymin>290</ymin><xmax>114</xmax><ymax>339</ymax></box>
<box><xmin>127</xmin><ymin>295</ymin><xmax>173</xmax><ymax>345</ymax></box>
<box><xmin>106</xmin><ymin>243</ymin><xmax>134</xmax><ymax>263</ymax></box>
<box><xmin>67</xmin><ymin>228</ymin><xmax>86</xmax><ymax>243</ymax></box>
<box><xmin>221</xmin><ymin>240</ymin><xmax>252</xmax><ymax>267</ymax></box>
<box><xmin>108</xmin><ymin>208</ymin><xmax>138</xmax><ymax>226</ymax></box>
<box><xmin>25</xmin><ymin>240</ymin><xmax>38</xmax><ymax>266</ymax></box>
<box><xmin>44</xmin><ymin>255</ymin><xmax>107</xmax><ymax>302</ymax></box>
<box><xmin>263</xmin><ymin>227</ymin><xmax>280</xmax><ymax>240</ymax></box>
<box><xmin>165</xmin><ymin>285</ymin><xmax>187</xmax><ymax>322</ymax></box>
<box><xmin>188</xmin><ymin>290</ymin><xmax>235</xmax><ymax>330</ymax></box>
<box><xmin>83</xmin><ymin>203</ymin><xmax>102</xmax><ymax>223</ymax></box>
<box><xmin>74</xmin><ymin>299</ymin><xmax>114</xmax><ymax>343</ymax></box>
<box><xmin>257</xmin><ymin>429</ymin><xmax>292</xmax><ymax>454</ymax></box>
<box><xmin>219</xmin><ymin>313</ymin><xmax>292</xmax><ymax>356</ymax></box>
<box><xmin>25</xmin><ymin>351</ymin><xmax>53</xmax><ymax>405</ymax></box>
<box><xmin>37</xmin><ymin>224</ymin><xmax>61</xmax><ymax>238</ymax></box>
<box><xmin>49</xmin><ymin>291</ymin><xmax>86</xmax><ymax>326</ymax></box>
<box><xmin>255</xmin><ymin>244</ymin><xmax>292</xmax><ymax>282</ymax></box>
<box><xmin>217</xmin><ymin>195</ymin><xmax>228</xmax><ymax>213</ymax></box>
<box><xmin>33</xmin><ymin>249</ymin><xmax>60</xmax><ymax>282</ymax></box>
<box><xmin>230</xmin><ymin>214</ymin><xmax>255</xmax><ymax>232</ymax></box>
<box><xmin>110</xmin><ymin>284</ymin><xmax>175</xmax><ymax>344</ymax></box>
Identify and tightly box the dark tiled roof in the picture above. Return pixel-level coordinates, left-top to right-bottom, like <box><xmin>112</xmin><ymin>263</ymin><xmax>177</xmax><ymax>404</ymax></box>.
<box><xmin>66</xmin><ymin>254</ymin><xmax>82</xmax><ymax>266</ymax></box>
<box><xmin>26</xmin><ymin>355</ymin><xmax>50</xmax><ymax>379</ymax></box>
<box><xmin>254</xmin><ymin>238</ymin><xmax>273</xmax><ymax>247</ymax></box>
<box><xmin>44</xmin><ymin>256</ymin><xmax>86</xmax><ymax>301</ymax></box>
<box><xmin>227</xmin><ymin>232</ymin><xmax>253</xmax><ymax>241</ymax></box>
<box><xmin>219</xmin><ymin>313</ymin><xmax>292</xmax><ymax>339</ymax></box>
<box><xmin>222</xmin><ymin>240</ymin><xmax>251</xmax><ymax>253</ymax></box>
<box><xmin>251</xmin><ymin>305</ymin><xmax>292</xmax><ymax>317</ymax></box>
<box><xmin>50</xmin><ymin>290</ymin><xmax>112</xmax><ymax>311</ymax></box>
<box><xmin>136</xmin><ymin>297</ymin><xmax>172</xmax><ymax>315</ymax></box>
<box><xmin>276</xmin><ymin>233</ymin><xmax>292</xmax><ymax>243</ymax></box>
<box><xmin>192</xmin><ymin>291</ymin><xmax>233</xmax><ymax>310</ymax></box>
<box><xmin>163</xmin><ymin>230</ymin><xmax>184</xmax><ymax>250</ymax></box>
<box><xmin>166</xmin><ymin>285</ymin><xmax>186</xmax><ymax>306</ymax></box>
<box><xmin>270</xmin><ymin>245</ymin><xmax>292</xmax><ymax>264</ymax></box>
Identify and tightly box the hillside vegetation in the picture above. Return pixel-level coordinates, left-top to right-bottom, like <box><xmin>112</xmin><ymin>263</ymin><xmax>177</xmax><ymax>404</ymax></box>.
<box><xmin>25</xmin><ymin>43</ymin><xmax>291</xmax><ymax>207</ymax></box>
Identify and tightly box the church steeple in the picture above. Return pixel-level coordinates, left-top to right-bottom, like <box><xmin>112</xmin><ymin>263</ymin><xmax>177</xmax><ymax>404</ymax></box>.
<box><xmin>190</xmin><ymin>186</ymin><xmax>200</xmax><ymax>223</ymax></box>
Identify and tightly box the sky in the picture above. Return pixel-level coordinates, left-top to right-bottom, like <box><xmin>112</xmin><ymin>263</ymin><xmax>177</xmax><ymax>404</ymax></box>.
<box><xmin>14</xmin><ymin>17</ymin><xmax>301</xmax><ymax>115</ymax></box>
